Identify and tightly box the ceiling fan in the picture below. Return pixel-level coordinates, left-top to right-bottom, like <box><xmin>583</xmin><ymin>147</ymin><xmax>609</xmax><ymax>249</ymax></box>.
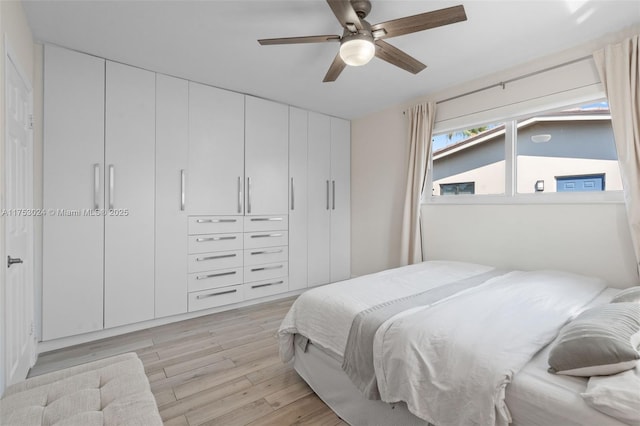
<box><xmin>258</xmin><ymin>0</ymin><xmax>467</xmax><ymax>82</ymax></box>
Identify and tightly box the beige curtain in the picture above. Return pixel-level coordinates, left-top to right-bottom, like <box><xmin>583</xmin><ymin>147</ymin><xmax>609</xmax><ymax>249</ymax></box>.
<box><xmin>593</xmin><ymin>35</ymin><xmax>640</xmax><ymax>273</ymax></box>
<box><xmin>400</xmin><ymin>102</ymin><xmax>436</xmax><ymax>265</ymax></box>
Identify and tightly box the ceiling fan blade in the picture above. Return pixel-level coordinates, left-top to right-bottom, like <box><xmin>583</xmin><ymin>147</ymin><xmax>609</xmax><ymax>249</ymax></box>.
<box><xmin>323</xmin><ymin>53</ymin><xmax>346</xmax><ymax>82</ymax></box>
<box><xmin>326</xmin><ymin>0</ymin><xmax>363</xmax><ymax>30</ymax></box>
<box><xmin>375</xmin><ymin>40</ymin><xmax>426</xmax><ymax>74</ymax></box>
<box><xmin>371</xmin><ymin>5</ymin><xmax>467</xmax><ymax>40</ymax></box>
<box><xmin>258</xmin><ymin>35</ymin><xmax>341</xmax><ymax>45</ymax></box>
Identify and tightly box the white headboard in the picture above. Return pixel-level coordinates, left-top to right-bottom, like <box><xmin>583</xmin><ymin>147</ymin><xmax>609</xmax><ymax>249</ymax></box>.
<box><xmin>421</xmin><ymin>202</ymin><xmax>638</xmax><ymax>288</ymax></box>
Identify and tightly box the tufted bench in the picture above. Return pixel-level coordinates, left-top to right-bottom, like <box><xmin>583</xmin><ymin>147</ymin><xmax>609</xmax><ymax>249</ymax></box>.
<box><xmin>0</xmin><ymin>352</ymin><xmax>162</xmax><ymax>426</ymax></box>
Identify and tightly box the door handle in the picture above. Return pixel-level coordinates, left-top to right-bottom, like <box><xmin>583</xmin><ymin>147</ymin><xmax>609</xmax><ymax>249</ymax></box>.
<box><xmin>108</xmin><ymin>165</ymin><xmax>115</xmax><ymax>209</ymax></box>
<box><xmin>247</xmin><ymin>177</ymin><xmax>252</xmax><ymax>214</ymax></box>
<box><xmin>326</xmin><ymin>180</ymin><xmax>330</xmax><ymax>210</ymax></box>
<box><xmin>180</xmin><ymin>169</ymin><xmax>186</xmax><ymax>211</ymax></box>
<box><xmin>7</xmin><ymin>256</ymin><xmax>23</xmax><ymax>268</ymax></box>
<box><xmin>332</xmin><ymin>180</ymin><xmax>336</xmax><ymax>210</ymax></box>
<box><xmin>93</xmin><ymin>163</ymin><xmax>100</xmax><ymax>209</ymax></box>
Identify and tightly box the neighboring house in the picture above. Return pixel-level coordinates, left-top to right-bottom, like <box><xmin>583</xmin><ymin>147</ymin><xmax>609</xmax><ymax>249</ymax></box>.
<box><xmin>432</xmin><ymin>108</ymin><xmax>622</xmax><ymax>195</ymax></box>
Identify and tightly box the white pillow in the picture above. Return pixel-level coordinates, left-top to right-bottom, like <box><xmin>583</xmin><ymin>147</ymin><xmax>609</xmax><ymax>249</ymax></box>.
<box><xmin>581</xmin><ymin>365</ymin><xmax>640</xmax><ymax>425</ymax></box>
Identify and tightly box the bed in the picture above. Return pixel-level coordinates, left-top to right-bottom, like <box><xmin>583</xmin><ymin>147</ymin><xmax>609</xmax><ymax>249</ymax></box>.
<box><xmin>278</xmin><ymin>260</ymin><xmax>633</xmax><ymax>426</ymax></box>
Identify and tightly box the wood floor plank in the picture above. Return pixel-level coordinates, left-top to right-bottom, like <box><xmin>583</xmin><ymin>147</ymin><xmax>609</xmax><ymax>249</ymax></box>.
<box><xmin>199</xmin><ymin>398</ymin><xmax>275</xmax><ymax>426</ymax></box>
<box><xmin>245</xmin><ymin>393</ymin><xmax>328</xmax><ymax>426</ymax></box>
<box><xmin>30</xmin><ymin>296</ymin><xmax>355</xmax><ymax>426</ymax></box>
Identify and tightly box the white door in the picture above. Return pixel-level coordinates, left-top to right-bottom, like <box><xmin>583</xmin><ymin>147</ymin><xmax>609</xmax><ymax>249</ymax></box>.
<box><xmin>307</xmin><ymin>112</ymin><xmax>331</xmax><ymax>287</ymax></box>
<box><xmin>330</xmin><ymin>117</ymin><xmax>351</xmax><ymax>282</ymax></box>
<box><xmin>155</xmin><ymin>74</ymin><xmax>188</xmax><ymax>318</ymax></box>
<box><xmin>104</xmin><ymin>61</ymin><xmax>155</xmax><ymax>328</ymax></box>
<box><xmin>288</xmin><ymin>108</ymin><xmax>308</xmax><ymax>290</ymax></box>
<box><xmin>42</xmin><ymin>45</ymin><xmax>105</xmax><ymax>340</ymax></box>
<box><xmin>245</xmin><ymin>96</ymin><xmax>289</xmax><ymax>215</ymax></box>
<box><xmin>4</xmin><ymin>52</ymin><xmax>35</xmax><ymax>386</ymax></box>
<box><xmin>188</xmin><ymin>82</ymin><xmax>245</xmax><ymax>215</ymax></box>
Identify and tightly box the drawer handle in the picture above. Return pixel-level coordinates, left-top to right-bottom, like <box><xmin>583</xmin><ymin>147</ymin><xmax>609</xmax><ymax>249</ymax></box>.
<box><xmin>196</xmin><ymin>236</ymin><xmax>237</xmax><ymax>242</ymax></box>
<box><xmin>251</xmin><ymin>265</ymin><xmax>284</xmax><ymax>272</ymax></box>
<box><xmin>251</xmin><ymin>280</ymin><xmax>284</xmax><ymax>289</ymax></box>
<box><xmin>196</xmin><ymin>289</ymin><xmax>237</xmax><ymax>299</ymax></box>
<box><xmin>196</xmin><ymin>219</ymin><xmax>237</xmax><ymax>223</ymax></box>
<box><xmin>250</xmin><ymin>249</ymin><xmax>284</xmax><ymax>255</ymax></box>
<box><xmin>250</xmin><ymin>233</ymin><xmax>283</xmax><ymax>238</ymax></box>
<box><xmin>196</xmin><ymin>271</ymin><xmax>237</xmax><ymax>280</ymax></box>
<box><xmin>250</xmin><ymin>217</ymin><xmax>283</xmax><ymax>222</ymax></box>
<box><xmin>196</xmin><ymin>253</ymin><xmax>237</xmax><ymax>262</ymax></box>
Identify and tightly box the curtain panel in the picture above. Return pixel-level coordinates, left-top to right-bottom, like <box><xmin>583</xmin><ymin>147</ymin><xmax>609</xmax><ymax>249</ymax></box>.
<box><xmin>593</xmin><ymin>35</ymin><xmax>640</xmax><ymax>273</ymax></box>
<box><xmin>400</xmin><ymin>102</ymin><xmax>436</xmax><ymax>265</ymax></box>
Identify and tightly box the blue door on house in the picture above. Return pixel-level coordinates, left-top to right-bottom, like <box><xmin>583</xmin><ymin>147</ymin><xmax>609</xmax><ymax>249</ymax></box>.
<box><xmin>556</xmin><ymin>175</ymin><xmax>605</xmax><ymax>192</ymax></box>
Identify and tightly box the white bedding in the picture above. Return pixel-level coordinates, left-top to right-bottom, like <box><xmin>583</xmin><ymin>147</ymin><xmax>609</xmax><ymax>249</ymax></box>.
<box><xmin>278</xmin><ymin>260</ymin><xmax>493</xmax><ymax>361</ymax></box>
<box><xmin>372</xmin><ymin>269</ymin><xmax>607</xmax><ymax>426</ymax></box>
<box><xmin>278</xmin><ymin>261</ymin><xmax>625</xmax><ymax>426</ymax></box>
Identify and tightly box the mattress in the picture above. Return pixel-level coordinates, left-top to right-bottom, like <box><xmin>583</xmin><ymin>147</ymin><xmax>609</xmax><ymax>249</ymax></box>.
<box><xmin>286</xmin><ymin>266</ymin><xmax>628</xmax><ymax>426</ymax></box>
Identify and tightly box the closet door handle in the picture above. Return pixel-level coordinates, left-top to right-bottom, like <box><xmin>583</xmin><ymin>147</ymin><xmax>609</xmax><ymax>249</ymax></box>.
<box><xmin>196</xmin><ymin>236</ymin><xmax>236</xmax><ymax>242</ymax></box>
<box><xmin>247</xmin><ymin>177</ymin><xmax>252</xmax><ymax>214</ymax></box>
<box><xmin>196</xmin><ymin>271</ymin><xmax>237</xmax><ymax>280</ymax></box>
<box><xmin>196</xmin><ymin>219</ymin><xmax>237</xmax><ymax>223</ymax></box>
<box><xmin>250</xmin><ymin>233</ymin><xmax>282</xmax><ymax>238</ymax></box>
<box><xmin>332</xmin><ymin>180</ymin><xmax>336</xmax><ymax>210</ymax></box>
<box><xmin>326</xmin><ymin>180</ymin><xmax>330</xmax><ymax>210</ymax></box>
<box><xmin>250</xmin><ymin>265</ymin><xmax>283</xmax><ymax>272</ymax></box>
<box><xmin>196</xmin><ymin>289</ymin><xmax>237</xmax><ymax>299</ymax></box>
<box><xmin>180</xmin><ymin>169</ymin><xmax>186</xmax><ymax>211</ymax></box>
<box><xmin>251</xmin><ymin>280</ymin><xmax>284</xmax><ymax>289</ymax></box>
<box><xmin>196</xmin><ymin>253</ymin><xmax>237</xmax><ymax>262</ymax></box>
<box><xmin>93</xmin><ymin>163</ymin><xmax>100</xmax><ymax>209</ymax></box>
<box><xmin>108</xmin><ymin>165</ymin><xmax>115</xmax><ymax>209</ymax></box>
<box><xmin>237</xmin><ymin>176</ymin><xmax>242</xmax><ymax>214</ymax></box>
<box><xmin>291</xmin><ymin>177</ymin><xmax>295</xmax><ymax>210</ymax></box>
<box><xmin>250</xmin><ymin>249</ymin><xmax>283</xmax><ymax>255</ymax></box>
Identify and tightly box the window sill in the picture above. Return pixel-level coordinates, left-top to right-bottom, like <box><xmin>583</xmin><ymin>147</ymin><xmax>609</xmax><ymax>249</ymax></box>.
<box><xmin>422</xmin><ymin>191</ymin><xmax>625</xmax><ymax>205</ymax></box>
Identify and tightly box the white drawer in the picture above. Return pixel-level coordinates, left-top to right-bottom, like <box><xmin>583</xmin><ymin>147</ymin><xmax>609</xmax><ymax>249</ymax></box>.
<box><xmin>188</xmin><ymin>267</ymin><xmax>243</xmax><ymax>292</ymax></box>
<box><xmin>188</xmin><ymin>250</ymin><xmax>242</xmax><ymax>273</ymax></box>
<box><xmin>244</xmin><ymin>246</ymin><xmax>288</xmax><ymax>266</ymax></box>
<box><xmin>188</xmin><ymin>216</ymin><xmax>242</xmax><ymax>235</ymax></box>
<box><xmin>244</xmin><ymin>262</ymin><xmax>288</xmax><ymax>282</ymax></box>
<box><xmin>188</xmin><ymin>286</ymin><xmax>243</xmax><ymax>312</ymax></box>
<box><xmin>188</xmin><ymin>233</ymin><xmax>242</xmax><ymax>254</ymax></box>
<box><xmin>244</xmin><ymin>277</ymin><xmax>289</xmax><ymax>300</ymax></box>
<box><xmin>243</xmin><ymin>215</ymin><xmax>288</xmax><ymax>232</ymax></box>
<box><xmin>244</xmin><ymin>231</ymin><xmax>288</xmax><ymax>249</ymax></box>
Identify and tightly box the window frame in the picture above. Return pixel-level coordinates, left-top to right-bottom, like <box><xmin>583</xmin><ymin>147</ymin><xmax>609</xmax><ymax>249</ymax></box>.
<box><xmin>424</xmin><ymin>98</ymin><xmax>624</xmax><ymax>205</ymax></box>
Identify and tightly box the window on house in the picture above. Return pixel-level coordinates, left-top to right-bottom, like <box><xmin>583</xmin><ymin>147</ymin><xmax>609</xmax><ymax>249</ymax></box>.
<box><xmin>427</xmin><ymin>99</ymin><xmax>623</xmax><ymax>201</ymax></box>
<box><xmin>431</xmin><ymin>122</ymin><xmax>505</xmax><ymax>196</ymax></box>
<box><xmin>516</xmin><ymin>101</ymin><xmax>621</xmax><ymax>193</ymax></box>
<box><xmin>440</xmin><ymin>182</ymin><xmax>475</xmax><ymax>195</ymax></box>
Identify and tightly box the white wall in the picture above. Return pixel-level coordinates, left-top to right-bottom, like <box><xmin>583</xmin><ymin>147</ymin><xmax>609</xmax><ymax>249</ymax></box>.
<box><xmin>350</xmin><ymin>25</ymin><xmax>640</xmax><ymax>280</ymax></box>
<box><xmin>351</xmin><ymin>105</ymin><xmax>408</xmax><ymax>276</ymax></box>
<box><xmin>0</xmin><ymin>0</ymin><xmax>36</xmax><ymax>395</ymax></box>
<box><xmin>421</xmin><ymin>203</ymin><xmax>637</xmax><ymax>288</ymax></box>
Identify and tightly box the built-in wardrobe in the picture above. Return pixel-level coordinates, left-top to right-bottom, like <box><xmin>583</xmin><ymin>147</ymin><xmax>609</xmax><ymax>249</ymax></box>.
<box><xmin>42</xmin><ymin>45</ymin><xmax>351</xmax><ymax>341</ymax></box>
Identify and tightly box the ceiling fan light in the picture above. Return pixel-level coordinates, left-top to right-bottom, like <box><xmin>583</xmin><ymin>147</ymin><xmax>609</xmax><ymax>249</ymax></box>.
<box><xmin>340</xmin><ymin>38</ymin><xmax>375</xmax><ymax>66</ymax></box>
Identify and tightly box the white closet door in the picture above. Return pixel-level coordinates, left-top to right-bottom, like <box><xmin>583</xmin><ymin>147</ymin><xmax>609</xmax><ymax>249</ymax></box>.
<box><xmin>155</xmin><ymin>74</ymin><xmax>188</xmax><ymax>318</ymax></box>
<box><xmin>42</xmin><ymin>45</ymin><xmax>105</xmax><ymax>340</ymax></box>
<box><xmin>330</xmin><ymin>117</ymin><xmax>351</xmax><ymax>282</ymax></box>
<box><xmin>245</xmin><ymin>96</ymin><xmax>289</xmax><ymax>215</ymax></box>
<box><xmin>288</xmin><ymin>107</ymin><xmax>308</xmax><ymax>290</ymax></box>
<box><xmin>307</xmin><ymin>112</ymin><xmax>331</xmax><ymax>287</ymax></box>
<box><xmin>104</xmin><ymin>61</ymin><xmax>156</xmax><ymax>328</ymax></box>
<box><xmin>188</xmin><ymin>82</ymin><xmax>245</xmax><ymax>215</ymax></box>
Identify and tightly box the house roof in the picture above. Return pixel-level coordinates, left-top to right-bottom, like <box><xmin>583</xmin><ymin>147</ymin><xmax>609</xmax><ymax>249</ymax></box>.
<box><xmin>433</xmin><ymin>108</ymin><xmax>611</xmax><ymax>160</ymax></box>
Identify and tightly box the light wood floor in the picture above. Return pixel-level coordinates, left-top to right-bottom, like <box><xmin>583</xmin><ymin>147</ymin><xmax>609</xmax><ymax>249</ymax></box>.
<box><xmin>32</xmin><ymin>296</ymin><xmax>347</xmax><ymax>426</ymax></box>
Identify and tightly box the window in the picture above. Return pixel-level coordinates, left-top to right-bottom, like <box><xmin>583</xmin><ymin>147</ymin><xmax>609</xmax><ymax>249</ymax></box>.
<box><xmin>431</xmin><ymin>122</ymin><xmax>505</xmax><ymax>196</ymax></box>
<box><xmin>428</xmin><ymin>99</ymin><xmax>623</xmax><ymax>201</ymax></box>
<box><xmin>516</xmin><ymin>101</ymin><xmax>620</xmax><ymax>193</ymax></box>
<box><xmin>440</xmin><ymin>182</ymin><xmax>475</xmax><ymax>195</ymax></box>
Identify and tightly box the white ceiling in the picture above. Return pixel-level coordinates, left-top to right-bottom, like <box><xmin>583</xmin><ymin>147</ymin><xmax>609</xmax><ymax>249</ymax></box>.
<box><xmin>23</xmin><ymin>0</ymin><xmax>640</xmax><ymax>119</ymax></box>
